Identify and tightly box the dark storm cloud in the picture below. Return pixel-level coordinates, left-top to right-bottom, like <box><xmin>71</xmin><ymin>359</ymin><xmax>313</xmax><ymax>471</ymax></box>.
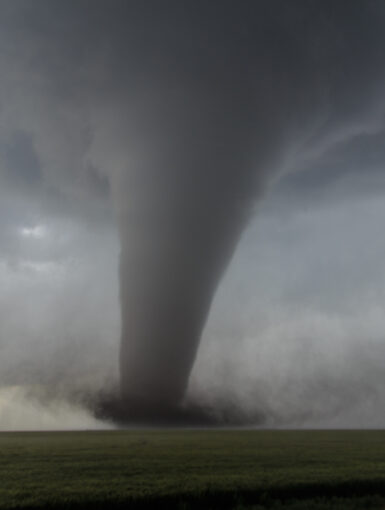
<box><xmin>0</xmin><ymin>0</ymin><xmax>384</xmax><ymax>424</ymax></box>
<box><xmin>1</xmin><ymin>0</ymin><xmax>383</xmax><ymax>214</ymax></box>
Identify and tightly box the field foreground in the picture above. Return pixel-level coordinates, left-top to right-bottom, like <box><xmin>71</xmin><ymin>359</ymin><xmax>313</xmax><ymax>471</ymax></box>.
<box><xmin>0</xmin><ymin>430</ymin><xmax>385</xmax><ymax>509</ymax></box>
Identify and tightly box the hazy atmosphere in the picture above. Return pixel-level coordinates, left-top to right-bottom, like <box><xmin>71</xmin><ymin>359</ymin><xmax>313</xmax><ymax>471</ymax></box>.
<box><xmin>0</xmin><ymin>0</ymin><xmax>385</xmax><ymax>429</ymax></box>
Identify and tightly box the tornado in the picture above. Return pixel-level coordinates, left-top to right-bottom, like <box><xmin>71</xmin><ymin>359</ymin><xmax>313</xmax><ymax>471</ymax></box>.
<box><xmin>117</xmin><ymin>87</ymin><xmax>265</xmax><ymax>413</ymax></box>
<box><xmin>109</xmin><ymin>4</ymin><xmax>290</xmax><ymax>417</ymax></box>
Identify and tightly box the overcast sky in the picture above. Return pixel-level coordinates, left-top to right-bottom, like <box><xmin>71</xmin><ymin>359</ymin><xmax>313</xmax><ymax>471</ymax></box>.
<box><xmin>0</xmin><ymin>1</ymin><xmax>384</xmax><ymax>429</ymax></box>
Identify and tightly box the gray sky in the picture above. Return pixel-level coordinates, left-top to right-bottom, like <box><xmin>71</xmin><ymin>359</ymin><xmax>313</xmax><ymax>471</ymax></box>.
<box><xmin>0</xmin><ymin>0</ymin><xmax>384</xmax><ymax>428</ymax></box>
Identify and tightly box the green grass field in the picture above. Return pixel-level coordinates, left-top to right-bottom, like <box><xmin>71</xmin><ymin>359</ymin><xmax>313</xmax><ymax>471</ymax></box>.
<box><xmin>0</xmin><ymin>430</ymin><xmax>385</xmax><ymax>509</ymax></box>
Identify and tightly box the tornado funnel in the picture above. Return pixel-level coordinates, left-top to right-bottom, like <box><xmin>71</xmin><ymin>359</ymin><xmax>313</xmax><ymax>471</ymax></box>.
<box><xmin>117</xmin><ymin>91</ymin><xmax>262</xmax><ymax>412</ymax></box>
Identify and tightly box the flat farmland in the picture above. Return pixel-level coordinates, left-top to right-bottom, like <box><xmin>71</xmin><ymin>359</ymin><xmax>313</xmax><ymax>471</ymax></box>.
<box><xmin>1</xmin><ymin>430</ymin><xmax>385</xmax><ymax>509</ymax></box>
